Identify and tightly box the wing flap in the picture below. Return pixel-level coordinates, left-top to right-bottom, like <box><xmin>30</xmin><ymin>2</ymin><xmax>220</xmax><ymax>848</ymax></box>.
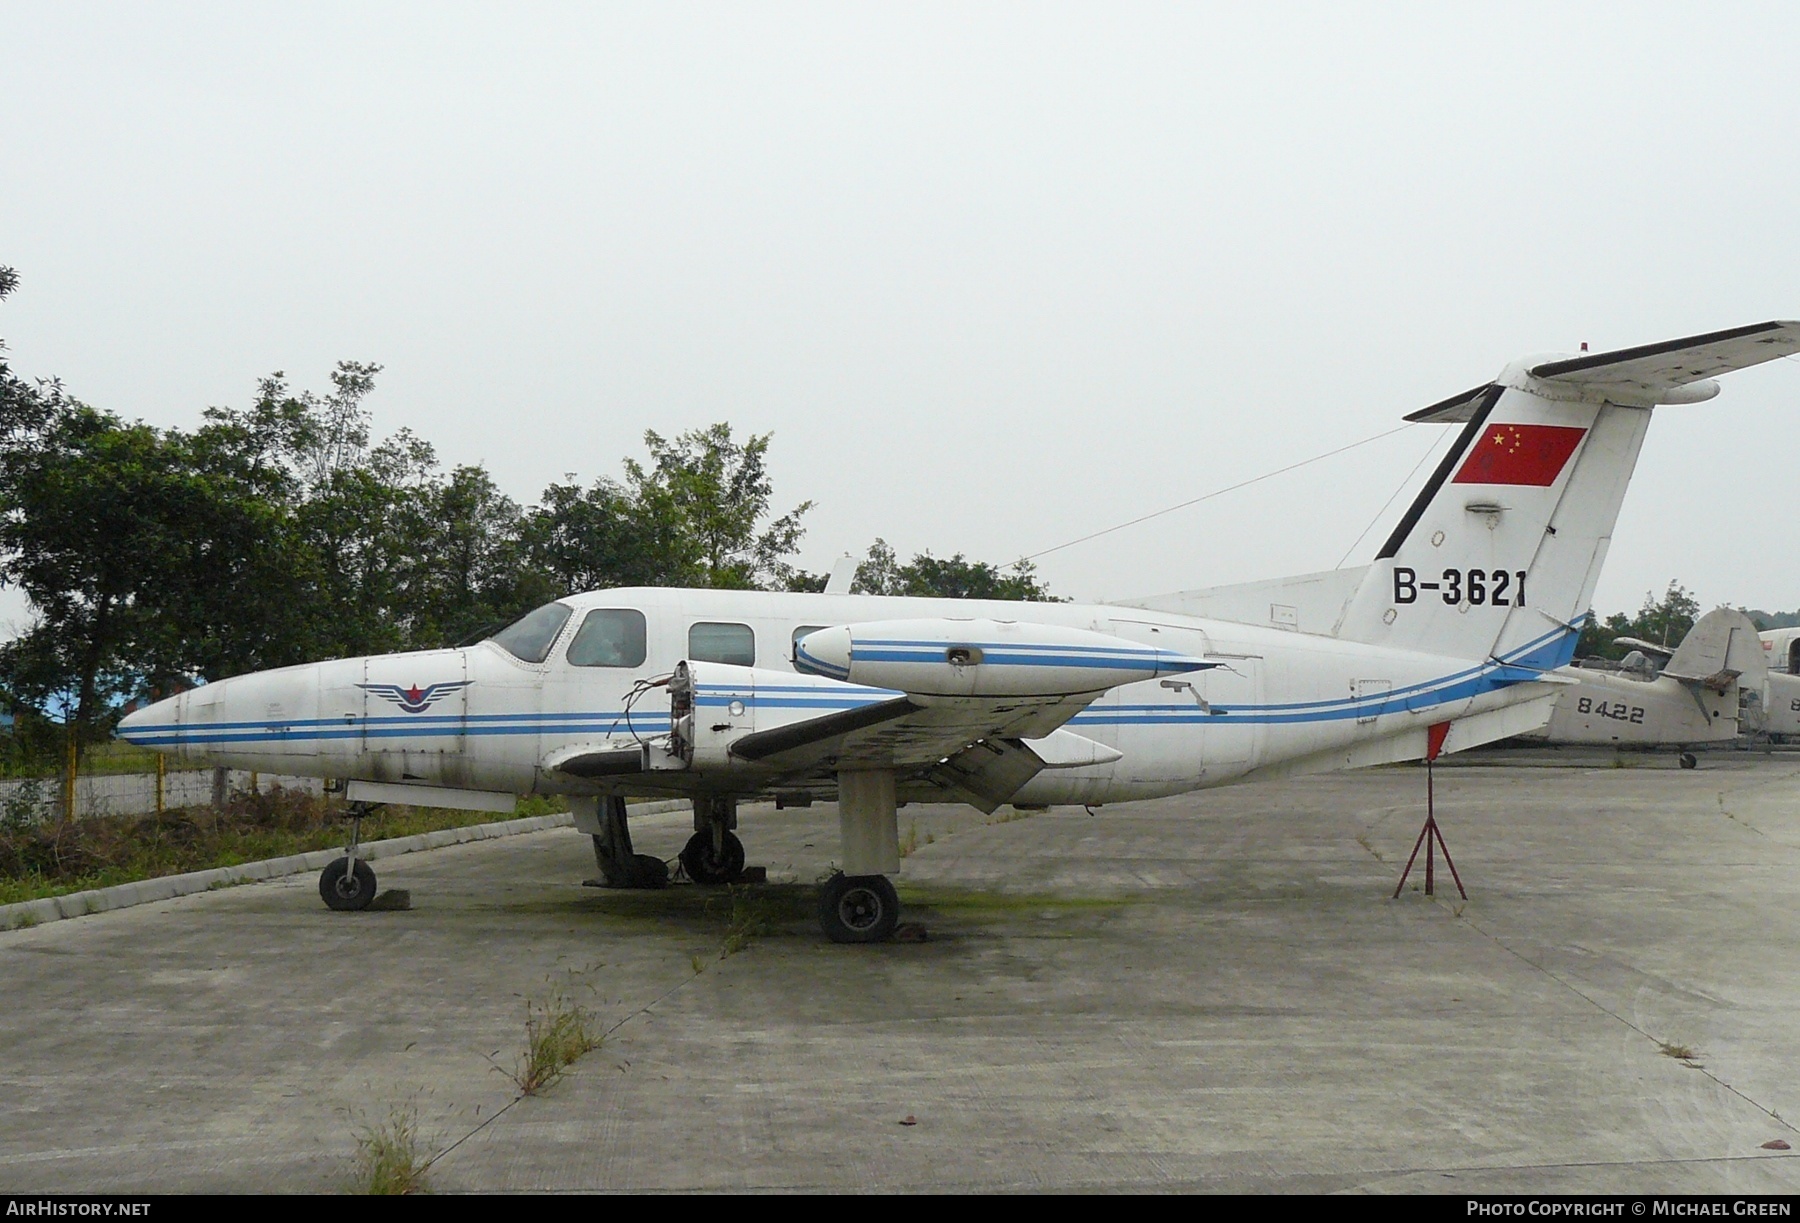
<box><xmin>926</xmin><ymin>738</ymin><xmax>1046</xmax><ymax>812</ymax></box>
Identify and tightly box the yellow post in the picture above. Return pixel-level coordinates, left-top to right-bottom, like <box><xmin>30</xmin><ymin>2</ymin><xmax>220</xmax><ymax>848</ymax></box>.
<box><xmin>63</xmin><ymin>733</ymin><xmax>78</xmax><ymax>823</ymax></box>
<box><xmin>155</xmin><ymin>753</ymin><xmax>166</xmax><ymax>815</ymax></box>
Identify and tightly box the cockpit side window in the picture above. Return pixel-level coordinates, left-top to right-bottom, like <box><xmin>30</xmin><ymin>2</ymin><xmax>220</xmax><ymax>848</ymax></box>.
<box><xmin>567</xmin><ymin>609</ymin><xmax>648</xmax><ymax>668</ymax></box>
<box><xmin>487</xmin><ymin>602</ymin><xmax>574</xmax><ymax>664</ymax></box>
<box><xmin>689</xmin><ymin>621</ymin><xmax>756</xmax><ymax>666</ymax></box>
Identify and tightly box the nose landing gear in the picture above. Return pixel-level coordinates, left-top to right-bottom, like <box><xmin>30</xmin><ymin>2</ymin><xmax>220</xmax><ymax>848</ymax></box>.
<box><xmin>320</xmin><ymin>801</ymin><xmax>381</xmax><ymax>911</ymax></box>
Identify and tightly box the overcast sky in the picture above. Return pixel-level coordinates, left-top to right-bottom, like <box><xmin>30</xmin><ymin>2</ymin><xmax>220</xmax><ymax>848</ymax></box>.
<box><xmin>3</xmin><ymin>2</ymin><xmax>1798</xmax><ymax>631</ymax></box>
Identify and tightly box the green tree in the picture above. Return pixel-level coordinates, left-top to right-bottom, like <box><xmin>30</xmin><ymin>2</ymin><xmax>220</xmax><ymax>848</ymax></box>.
<box><xmin>1576</xmin><ymin>580</ymin><xmax>1702</xmax><ymax>660</ymax></box>
<box><xmin>625</xmin><ymin>424</ymin><xmax>812</xmax><ymax>589</ymax></box>
<box><xmin>0</xmin><ymin>400</ymin><xmax>188</xmax><ymax>751</ymax></box>
<box><xmin>522</xmin><ymin>474</ymin><xmax>684</xmax><ymax>594</ymax></box>
<box><xmin>401</xmin><ymin>465</ymin><xmax>549</xmax><ymax>646</ymax></box>
<box><xmin>851</xmin><ymin>538</ymin><xmax>1059</xmax><ymax>600</ymax></box>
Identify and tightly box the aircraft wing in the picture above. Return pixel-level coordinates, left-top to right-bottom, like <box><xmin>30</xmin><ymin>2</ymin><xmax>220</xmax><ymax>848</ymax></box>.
<box><xmin>547</xmin><ymin>617</ymin><xmax>1205</xmax><ymax>811</ymax></box>
<box><xmin>731</xmin><ymin>688</ymin><xmax>1103</xmax><ymax>811</ymax></box>
<box><xmin>545</xmin><ymin>682</ymin><xmax>1104</xmax><ymax>811</ymax></box>
<box><xmin>1611</xmin><ymin>636</ymin><xmax>1675</xmax><ymax>658</ymax></box>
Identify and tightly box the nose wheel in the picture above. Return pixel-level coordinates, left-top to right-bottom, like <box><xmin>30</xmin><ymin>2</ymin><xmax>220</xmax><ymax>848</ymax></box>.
<box><xmin>320</xmin><ymin>856</ymin><xmax>377</xmax><ymax>910</ymax></box>
<box><xmin>319</xmin><ymin>801</ymin><xmax>381</xmax><ymax>911</ymax></box>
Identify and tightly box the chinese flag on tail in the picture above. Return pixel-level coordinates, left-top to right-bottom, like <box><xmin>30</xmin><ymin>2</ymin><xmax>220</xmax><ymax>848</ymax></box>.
<box><xmin>1452</xmin><ymin>423</ymin><xmax>1587</xmax><ymax>486</ymax></box>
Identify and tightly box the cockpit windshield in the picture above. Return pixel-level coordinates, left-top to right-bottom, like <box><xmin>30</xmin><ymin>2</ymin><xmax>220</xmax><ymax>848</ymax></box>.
<box><xmin>486</xmin><ymin>602</ymin><xmax>574</xmax><ymax>663</ymax></box>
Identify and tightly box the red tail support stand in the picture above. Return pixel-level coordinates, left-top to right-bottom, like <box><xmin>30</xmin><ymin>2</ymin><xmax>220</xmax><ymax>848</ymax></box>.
<box><xmin>1393</xmin><ymin>721</ymin><xmax>1468</xmax><ymax>900</ymax></box>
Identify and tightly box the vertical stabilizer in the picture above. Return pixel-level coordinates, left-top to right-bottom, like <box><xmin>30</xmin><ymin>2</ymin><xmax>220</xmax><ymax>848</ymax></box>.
<box><xmin>1336</xmin><ymin>321</ymin><xmax>1800</xmax><ymax>666</ymax></box>
<box><xmin>1336</xmin><ymin>384</ymin><xmax>1643</xmax><ymax>669</ymax></box>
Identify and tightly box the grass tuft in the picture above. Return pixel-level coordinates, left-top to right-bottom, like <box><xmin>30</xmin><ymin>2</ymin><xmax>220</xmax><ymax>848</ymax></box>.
<box><xmin>715</xmin><ymin>886</ymin><xmax>780</xmax><ymax>958</ymax></box>
<box><xmin>1659</xmin><ymin>1041</ymin><xmax>1700</xmax><ymax>1062</ymax></box>
<box><xmin>505</xmin><ymin>992</ymin><xmax>602</xmax><ymax>1096</ymax></box>
<box><xmin>350</xmin><ymin>1104</ymin><xmax>433</xmax><ymax>1195</ymax></box>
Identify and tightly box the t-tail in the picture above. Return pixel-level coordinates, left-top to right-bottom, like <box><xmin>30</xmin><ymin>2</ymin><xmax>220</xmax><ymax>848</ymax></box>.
<box><xmin>1335</xmin><ymin>321</ymin><xmax>1800</xmax><ymax>668</ymax></box>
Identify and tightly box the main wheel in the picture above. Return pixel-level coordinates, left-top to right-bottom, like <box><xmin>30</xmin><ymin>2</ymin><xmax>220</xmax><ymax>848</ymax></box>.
<box><xmin>1679</xmin><ymin>752</ymin><xmax>1698</xmax><ymax>770</ymax></box>
<box><xmin>818</xmin><ymin>873</ymin><xmax>899</xmax><ymax>944</ymax></box>
<box><xmin>320</xmin><ymin>857</ymin><xmax>377</xmax><ymax>911</ymax></box>
<box><xmin>680</xmin><ymin>829</ymin><xmax>746</xmax><ymax>885</ymax></box>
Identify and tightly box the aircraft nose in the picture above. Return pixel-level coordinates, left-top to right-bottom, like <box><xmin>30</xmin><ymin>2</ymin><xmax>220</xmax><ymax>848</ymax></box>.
<box><xmin>115</xmin><ymin>693</ymin><xmax>181</xmax><ymax>749</ymax></box>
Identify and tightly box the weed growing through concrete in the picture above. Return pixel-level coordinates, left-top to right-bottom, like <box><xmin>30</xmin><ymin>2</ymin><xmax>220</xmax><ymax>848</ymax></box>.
<box><xmin>690</xmin><ymin>953</ymin><xmax>705</xmax><ymax>975</ymax></box>
<box><xmin>985</xmin><ymin>807</ymin><xmax>1039</xmax><ymax>826</ymax></box>
<box><xmin>350</xmin><ymin>1103</ymin><xmax>433</xmax><ymax>1195</ymax></box>
<box><xmin>1659</xmin><ymin>1041</ymin><xmax>1700</xmax><ymax>1063</ymax></box>
<box><xmin>716</xmin><ymin>885</ymin><xmax>779</xmax><ymax>958</ymax></box>
<box><xmin>505</xmin><ymin>991</ymin><xmax>602</xmax><ymax>1095</ymax></box>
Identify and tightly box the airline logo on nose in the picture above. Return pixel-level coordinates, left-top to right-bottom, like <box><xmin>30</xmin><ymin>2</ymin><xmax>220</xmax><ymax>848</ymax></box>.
<box><xmin>358</xmin><ymin>681</ymin><xmax>473</xmax><ymax>714</ymax></box>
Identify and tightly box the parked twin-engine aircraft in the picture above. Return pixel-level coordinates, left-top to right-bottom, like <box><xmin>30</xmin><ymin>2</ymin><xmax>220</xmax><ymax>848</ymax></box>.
<box><xmin>1516</xmin><ymin>607</ymin><xmax>1767</xmax><ymax>765</ymax></box>
<box><xmin>1751</xmin><ymin>627</ymin><xmax>1800</xmax><ymax>742</ymax></box>
<box><xmin>117</xmin><ymin>321</ymin><xmax>1800</xmax><ymax>942</ymax></box>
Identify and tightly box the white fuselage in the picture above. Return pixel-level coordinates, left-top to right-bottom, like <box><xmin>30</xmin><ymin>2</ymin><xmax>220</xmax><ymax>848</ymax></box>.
<box><xmin>120</xmin><ymin>586</ymin><xmax>1575</xmax><ymax>808</ymax></box>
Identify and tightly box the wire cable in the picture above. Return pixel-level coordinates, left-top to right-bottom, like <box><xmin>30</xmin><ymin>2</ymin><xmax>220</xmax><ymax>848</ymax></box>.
<box><xmin>1017</xmin><ymin>423</ymin><xmax>1417</xmax><ymax>564</ymax></box>
<box><xmin>1332</xmin><ymin>428</ymin><xmax>1450</xmax><ymax>569</ymax></box>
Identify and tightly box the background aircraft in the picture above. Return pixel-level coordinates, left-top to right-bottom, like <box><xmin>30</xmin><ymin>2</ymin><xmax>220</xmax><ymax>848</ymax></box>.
<box><xmin>1511</xmin><ymin>608</ymin><xmax>1765</xmax><ymax>766</ymax></box>
<box><xmin>1750</xmin><ymin>627</ymin><xmax>1800</xmax><ymax>742</ymax></box>
<box><xmin>117</xmin><ymin>322</ymin><xmax>1800</xmax><ymax>942</ymax></box>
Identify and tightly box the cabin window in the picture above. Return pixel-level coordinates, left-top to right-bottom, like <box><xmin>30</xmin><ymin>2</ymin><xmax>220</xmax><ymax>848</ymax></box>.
<box><xmin>689</xmin><ymin>621</ymin><xmax>756</xmax><ymax>666</ymax></box>
<box><xmin>567</xmin><ymin>609</ymin><xmax>648</xmax><ymax>668</ymax></box>
<box><xmin>791</xmin><ymin>625</ymin><xmax>828</xmax><ymax>662</ymax></box>
<box><xmin>487</xmin><ymin>602</ymin><xmax>573</xmax><ymax>664</ymax></box>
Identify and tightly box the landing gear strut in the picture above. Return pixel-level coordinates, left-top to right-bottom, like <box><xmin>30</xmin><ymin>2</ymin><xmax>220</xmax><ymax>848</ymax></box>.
<box><xmin>680</xmin><ymin>795</ymin><xmax>745</xmax><ymax>885</ymax></box>
<box><xmin>587</xmin><ymin>795</ymin><xmax>670</xmax><ymax>888</ymax></box>
<box><xmin>820</xmin><ymin>769</ymin><xmax>903</xmax><ymax>944</ymax></box>
<box><xmin>321</xmin><ymin>801</ymin><xmax>380</xmax><ymax>911</ymax></box>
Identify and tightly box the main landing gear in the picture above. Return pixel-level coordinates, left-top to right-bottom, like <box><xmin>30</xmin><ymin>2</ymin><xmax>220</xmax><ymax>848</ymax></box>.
<box><xmin>587</xmin><ymin>795</ymin><xmax>671</xmax><ymax>888</ymax></box>
<box><xmin>320</xmin><ymin>801</ymin><xmax>380</xmax><ymax>911</ymax></box>
<box><xmin>680</xmin><ymin>795</ymin><xmax>745</xmax><ymax>885</ymax></box>
<box><xmin>818</xmin><ymin>769</ymin><xmax>904</xmax><ymax>945</ymax></box>
<box><xmin>818</xmin><ymin>873</ymin><xmax>900</xmax><ymax>943</ymax></box>
<box><xmin>577</xmin><ymin>780</ymin><xmax>909</xmax><ymax>945</ymax></box>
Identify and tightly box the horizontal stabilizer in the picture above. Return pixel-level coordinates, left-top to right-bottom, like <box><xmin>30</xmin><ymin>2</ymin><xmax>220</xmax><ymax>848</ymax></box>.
<box><xmin>1530</xmin><ymin>321</ymin><xmax>1800</xmax><ymax>403</ymax></box>
<box><xmin>1663</xmin><ymin>608</ymin><xmax>1767</xmax><ymax>693</ymax></box>
<box><xmin>1405</xmin><ymin>383</ymin><xmax>1498</xmax><ymax>424</ymax></box>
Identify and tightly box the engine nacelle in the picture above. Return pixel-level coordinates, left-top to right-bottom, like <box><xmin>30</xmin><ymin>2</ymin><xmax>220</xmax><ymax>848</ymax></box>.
<box><xmin>668</xmin><ymin>661</ymin><xmax>901</xmax><ymax>769</ymax></box>
<box><xmin>793</xmin><ymin>617</ymin><xmax>1210</xmax><ymax>697</ymax></box>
